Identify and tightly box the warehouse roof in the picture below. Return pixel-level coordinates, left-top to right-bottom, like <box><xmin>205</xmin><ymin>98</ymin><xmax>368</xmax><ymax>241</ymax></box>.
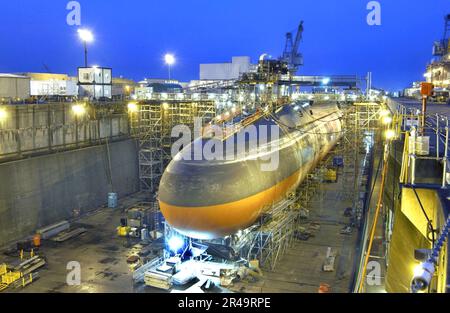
<box><xmin>0</xmin><ymin>73</ymin><xmax>29</xmax><ymax>79</ymax></box>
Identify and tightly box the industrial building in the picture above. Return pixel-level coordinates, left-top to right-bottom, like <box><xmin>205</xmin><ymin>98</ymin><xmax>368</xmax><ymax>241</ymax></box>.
<box><xmin>112</xmin><ymin>77</ymin><xmax>138</xmax><ymax>100</ymax></box>
<box><xmin>77</xmin><ymin>67</ymin><xmax>113</xmax><ymax>100</ymax></box>
<box><xmin>21</xmin><ymin>73</ymin><xmax>78</xmax><ymax>99</ymax></box>
<box><xmin>199</xmin><ymin>56</ymin><xmax>255</xmax><ymax>80</ymax></box>
<box><xmin>1</xmin><ymin>9</ymin><xmax>450</xmax><ymax>299</ymax></box>
<box><xmin>0</xmin><ymin>71</ymin><xmax>139</xmax><ymax>102</ymax></box>
<box><xmin>0</xmin><ymin>74</ymin><xmax>30</xmax><ymax>101</ymax></box>
<box><xmin>423</xmin><ymin>14</ymin><xmax>450</xmax><ymax>103</ymax></box>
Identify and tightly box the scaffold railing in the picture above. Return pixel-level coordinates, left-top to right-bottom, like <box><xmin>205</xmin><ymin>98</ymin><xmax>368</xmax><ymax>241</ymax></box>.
<box><xmin>387</xmin><ymin>98</ymin><xmax>450</xmax><ymax>188</ymax></box>
<box><xmin>245</xmin><ymin>194</ymin><xmax>300</xmax><ymax>271</ymax></box>
<box><xmin>132</xmin><ymin>100</ymin><xmax>216</xmax><ymax>194</ymax></box>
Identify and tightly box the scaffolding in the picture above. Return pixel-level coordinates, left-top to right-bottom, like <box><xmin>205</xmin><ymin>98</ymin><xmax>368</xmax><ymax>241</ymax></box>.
<box><xmin>341</xmin><ymin>102</ymin><xmax>391</xmax><ymax>293</ymax></box>
<box><xmin>133</xmin><ymin>100</ymin><xmax>216</xmax><ymax>195</ymax></box>
<box><xmin>141</xmin><ymin>100</ymin><xmax>386</xmax><ymax>273</ymax></box>
<box><xmin>340</xmin><ymin>103</ymin><xmax>383</xmax><ymax>223</ymax></box>
<box><xmin>245</xmin><ymin>194</ymin><xmax>300</xmax><ymax>270</ymax></box>
<box><xmin>225</xmin><ymin>102</ymin><xmax>385</xmax><ymax>272</ymax></box>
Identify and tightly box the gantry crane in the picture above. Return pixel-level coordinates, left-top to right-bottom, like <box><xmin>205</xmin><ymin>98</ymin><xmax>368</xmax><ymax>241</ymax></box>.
<box><xmin>280</xmin><ymin>21</ymin><xmax>304</xmax><ymax>75</ymax></box>
<box><xmin>432</xmin><ymin>14</ymin><xmax>450</xmax><ymax>58</ymax></box>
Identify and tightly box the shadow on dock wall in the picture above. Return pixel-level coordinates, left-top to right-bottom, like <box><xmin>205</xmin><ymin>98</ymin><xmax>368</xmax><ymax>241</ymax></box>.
<box><xmin>0</xmin><ymin>138</ymin><xmax>139</xmax><ymax>247</ymax></box>
<box><xmin>384</xmin><ymin>141</ymin><xmax>448</xmax><ymax>292</ymax></box>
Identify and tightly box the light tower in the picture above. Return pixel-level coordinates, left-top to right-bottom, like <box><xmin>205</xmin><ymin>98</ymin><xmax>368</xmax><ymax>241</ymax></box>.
<box><xmin>164</xmin><ymin>53</ymin><xmax>175</xmax><ymax>80</ymax></box>
<box><xmin>78</xmin><ymin>29</ymin><xmax>94</xmax><ymax>67</ymax></box>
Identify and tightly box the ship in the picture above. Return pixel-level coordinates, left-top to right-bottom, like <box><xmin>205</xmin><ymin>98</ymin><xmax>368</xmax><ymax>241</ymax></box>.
<box><xmin>158</xmin><ymin>102</ymin><xmax>343</xmax><ymax>240</ymax></box>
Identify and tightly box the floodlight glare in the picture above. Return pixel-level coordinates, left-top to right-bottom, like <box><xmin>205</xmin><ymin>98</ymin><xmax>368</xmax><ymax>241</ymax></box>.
<box><xmin>382</xmin><ymin>116</ymin><xmax>392</xmax><ymax>125</ymax></box>
<box><xmin>0</xmin><ymin>107</ymin><xmax>7</xmax><ymax>121</ymax></box>
<box><xmin>72</xmin><ymin>104</ymin><xmax>86</xmax><ymax>116</ymax></box>
<box><xmin>78</xmin><ymin>29</ymin><xmax>94</xmax><ymax>43</ymax></box>
<box><xmin>164</xmin><ymin>54</ymin><xmax>175</xmax><ymax>65</ymax></box>
<box><xmin>385</xmin><ymin>129</ymin><xmax>396</xmax><ymax>140</ymax></box>
<box><xmin>127</xmin><ymin>102</ymin><xmax>138</xmax><ymax>113</ymax></box>
<box><xmin>168</xmin><ymin>236</ymin><xmax>184</xmax><ymax>253</ymax></box>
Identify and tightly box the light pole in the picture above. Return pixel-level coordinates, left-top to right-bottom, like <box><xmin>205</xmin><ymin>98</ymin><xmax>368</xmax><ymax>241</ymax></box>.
<box><xmin>164</xmin><ymin>54</ymin><xmax>175</xmax><ymax>80</ymax></box>
<box><xmin>78</xmin><ymin>29</ymin><xmax>94</xmax><ymax>67</ymax></box>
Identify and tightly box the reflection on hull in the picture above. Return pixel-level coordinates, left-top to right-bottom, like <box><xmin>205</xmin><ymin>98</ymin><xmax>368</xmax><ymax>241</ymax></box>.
<box><xmin>159</xmin><ymin>103</ymin><xmax>343</xmax><ymax>239</ymax></box>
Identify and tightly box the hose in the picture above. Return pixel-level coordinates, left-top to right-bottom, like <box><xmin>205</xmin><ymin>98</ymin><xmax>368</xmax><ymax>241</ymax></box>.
<box><xmin>358</xmin><ymin>142</ymin><xmax>390</xmax><ymax>293</ymax></box>
<box><xmin>428</xmin><ymin>214</ymin><xmax>450</xmax><ymax>264</ymax></box>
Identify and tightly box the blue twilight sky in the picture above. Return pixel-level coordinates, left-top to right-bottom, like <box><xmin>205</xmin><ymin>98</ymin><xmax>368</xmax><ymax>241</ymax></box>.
<box><xmin>0</xmin><ymin>0</ymin><xmax>449</xmax><ymax>91</ymax></box>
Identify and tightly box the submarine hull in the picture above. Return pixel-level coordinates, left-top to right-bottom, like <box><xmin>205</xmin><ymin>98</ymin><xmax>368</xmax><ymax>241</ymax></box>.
<box><xmin>159</xmin><ymin>103</ymin><xmax>343</xmax><ymax>239</ymax></box>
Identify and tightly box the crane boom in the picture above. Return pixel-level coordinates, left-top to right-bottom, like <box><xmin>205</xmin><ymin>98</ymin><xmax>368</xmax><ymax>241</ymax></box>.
<box><xmin>292</xmin><ymin>21</ymin><xmax>304</xmax><ymax>58</ymax></box>
<box><xmin>280</xmin><ymin>21</ymin><xmax>304</xmax><ymax>75</ymax></box>
<box><xmin>433</xmin><ymin>14</ymin><xmax>450</xmax><ymax>57</ymax></box>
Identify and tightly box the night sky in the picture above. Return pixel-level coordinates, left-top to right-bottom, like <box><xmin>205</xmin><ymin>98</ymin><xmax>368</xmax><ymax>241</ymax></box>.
<box><xmin>0</xmin><ymin>0</ymin><xmax>449</xmax><ymax>91</ymax></box>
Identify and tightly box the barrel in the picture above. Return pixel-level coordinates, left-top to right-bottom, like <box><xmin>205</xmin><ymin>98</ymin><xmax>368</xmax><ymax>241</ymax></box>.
<box><xmin>108</xmin><ymin>192</ymin><xmax>118</xmax><ymax>209</ymax></box>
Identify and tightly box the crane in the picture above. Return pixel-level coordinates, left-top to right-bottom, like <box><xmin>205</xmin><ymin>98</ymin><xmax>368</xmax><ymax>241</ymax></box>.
<box><xmin>42</xmin><ymin>63</ymin><xmax>53</xmax><ymax>73</ymax></box>
<box><xmin>280</xmin><ymin>21</ymin><xmax>304</xmax><ymax>75</ymax></box>
<box><xmin>432</xmin><ymin>14</ymin><xmax>450</xmax><ymax>58</ymax></box>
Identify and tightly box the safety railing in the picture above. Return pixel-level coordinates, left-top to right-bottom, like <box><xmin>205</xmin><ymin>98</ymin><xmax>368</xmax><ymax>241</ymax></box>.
<box><xmin>387</xmin><ymin>98</ymin><xmax>450</xmax><ymax>188</ymax></box>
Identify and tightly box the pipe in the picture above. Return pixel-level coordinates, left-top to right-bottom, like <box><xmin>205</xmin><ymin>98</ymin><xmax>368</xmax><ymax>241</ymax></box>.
<box><xmin>411</xmin><ymin>127</ymin><xmax>417</xmax><ymax>185</ymax></box>
<box><xmin>358</xmin><ymin>141</ymin><xmax>390</xmax><ymax>293</ymax></box>
<box><xmin>421</xmin><ymin>96</ymin><xmax>427</xmax><ymax>135</ymax></box>
<box><xmin>442</xmin><ymin>126</ymin><xmax>449</xmax><ymax>188</ymax></box>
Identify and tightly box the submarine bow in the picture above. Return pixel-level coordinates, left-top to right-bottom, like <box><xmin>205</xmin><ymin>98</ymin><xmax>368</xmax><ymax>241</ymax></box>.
<box><xmin>159</xmin><ymin>103</ymin><xmax>343</xmax><ymax>239</ymax></box>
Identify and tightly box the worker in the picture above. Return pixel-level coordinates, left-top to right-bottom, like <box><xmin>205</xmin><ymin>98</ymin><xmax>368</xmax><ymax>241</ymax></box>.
<box><xmin>33</xmin><ymin>234</ymin><xmax>41</xmax><ymax>248</ymax></box>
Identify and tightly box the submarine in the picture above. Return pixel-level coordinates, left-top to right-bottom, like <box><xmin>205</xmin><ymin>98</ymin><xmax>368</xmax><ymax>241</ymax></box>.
<box><xmin>159</xmin><ymin>102</ymin><xmax>343</xmax><ymax>240</ymax></box>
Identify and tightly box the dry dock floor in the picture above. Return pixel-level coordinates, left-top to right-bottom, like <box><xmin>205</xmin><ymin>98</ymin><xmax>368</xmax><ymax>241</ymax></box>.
<box><xmin>1</xmin><ymin>162</ymin><xmax>367</xmax><ymax>293</ymax></box>
<box><xmin>232</xmin><ymin>166</ymin><xmax>364</xmax><ymax>293</ymax></box>
<box><xmin>1</xmin><ymin>193</ymin><xmax>165</xmax><ymax>293</ymax></box>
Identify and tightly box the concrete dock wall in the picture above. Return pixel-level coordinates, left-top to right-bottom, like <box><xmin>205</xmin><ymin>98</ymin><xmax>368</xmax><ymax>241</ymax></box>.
<box><xmin>0</xmin><ymin>103</ymin><xmax>129</xmax><ymax>161</ymax></box>
<box><xmin>0</xmin><ymin>138</ymin><xmax>139</xmax><ymax>246</ymax></box>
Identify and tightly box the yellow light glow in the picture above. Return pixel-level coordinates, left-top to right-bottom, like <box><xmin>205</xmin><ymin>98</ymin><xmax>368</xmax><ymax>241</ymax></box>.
<box><xmin>72</xmin><ymin>104</ymin><xmax>86</xmax><ymax>116</ymax></box>
<box><xmin>382</xmin><ymin>116</ymin><xmax>392</xmax><ymax>125</ymax></box>
<box><xmin>379</xmin><ymin>109</ymin><xmax>390</xmax><ymax>117</ymax></box>
<box><xmin>127</xmin><ymin>102</ymin><xmax>138</xmax><ymax>113</ymax></box>
<box><xmin>162</xmin><ymin>102</ymin><xmax>169</xmax><ymax>110</ymax></box>
<box><xmin>413</xmin><ymin>263</ymin><xmax>424</xmax><ymax>277</ymax></box>
<box><xmin>385</xmin><ymin>129</ymin><xmax>396</xmax><ymax>140</ymax></box>
<box><xmin>231</xmin><ymin>107</ymin><xmax>236</xmax><ymax>113</ymax></box>
<box><xmin>0</xmin><ymin>107</ymin><xmax>7</xmax><ymax>121</ymax></box>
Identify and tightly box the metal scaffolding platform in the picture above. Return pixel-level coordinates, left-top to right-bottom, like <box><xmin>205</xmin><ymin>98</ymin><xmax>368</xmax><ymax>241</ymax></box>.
<box><xmin>246</xmin><ymin>194</ymin><xmax>300</xmax><ymax>270</ymax></box>
<box><xmin>132</xmin><ymin>100</ymin><xmax>216</xmax><ymax>195</ymax></box>
<box><xmin>237</xmin><ymin>102</ymin><xmax>384</xmax><ymax>271</ymax></box>
<box><xmin>341</xmin><ymin>103</ymin><xmax>383</xmax><ymax>225</ymax></box>
<box><xmin>137</xmin><ymin>100</ymin><xmax>384</xmax><ymax>274</ymax></box>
